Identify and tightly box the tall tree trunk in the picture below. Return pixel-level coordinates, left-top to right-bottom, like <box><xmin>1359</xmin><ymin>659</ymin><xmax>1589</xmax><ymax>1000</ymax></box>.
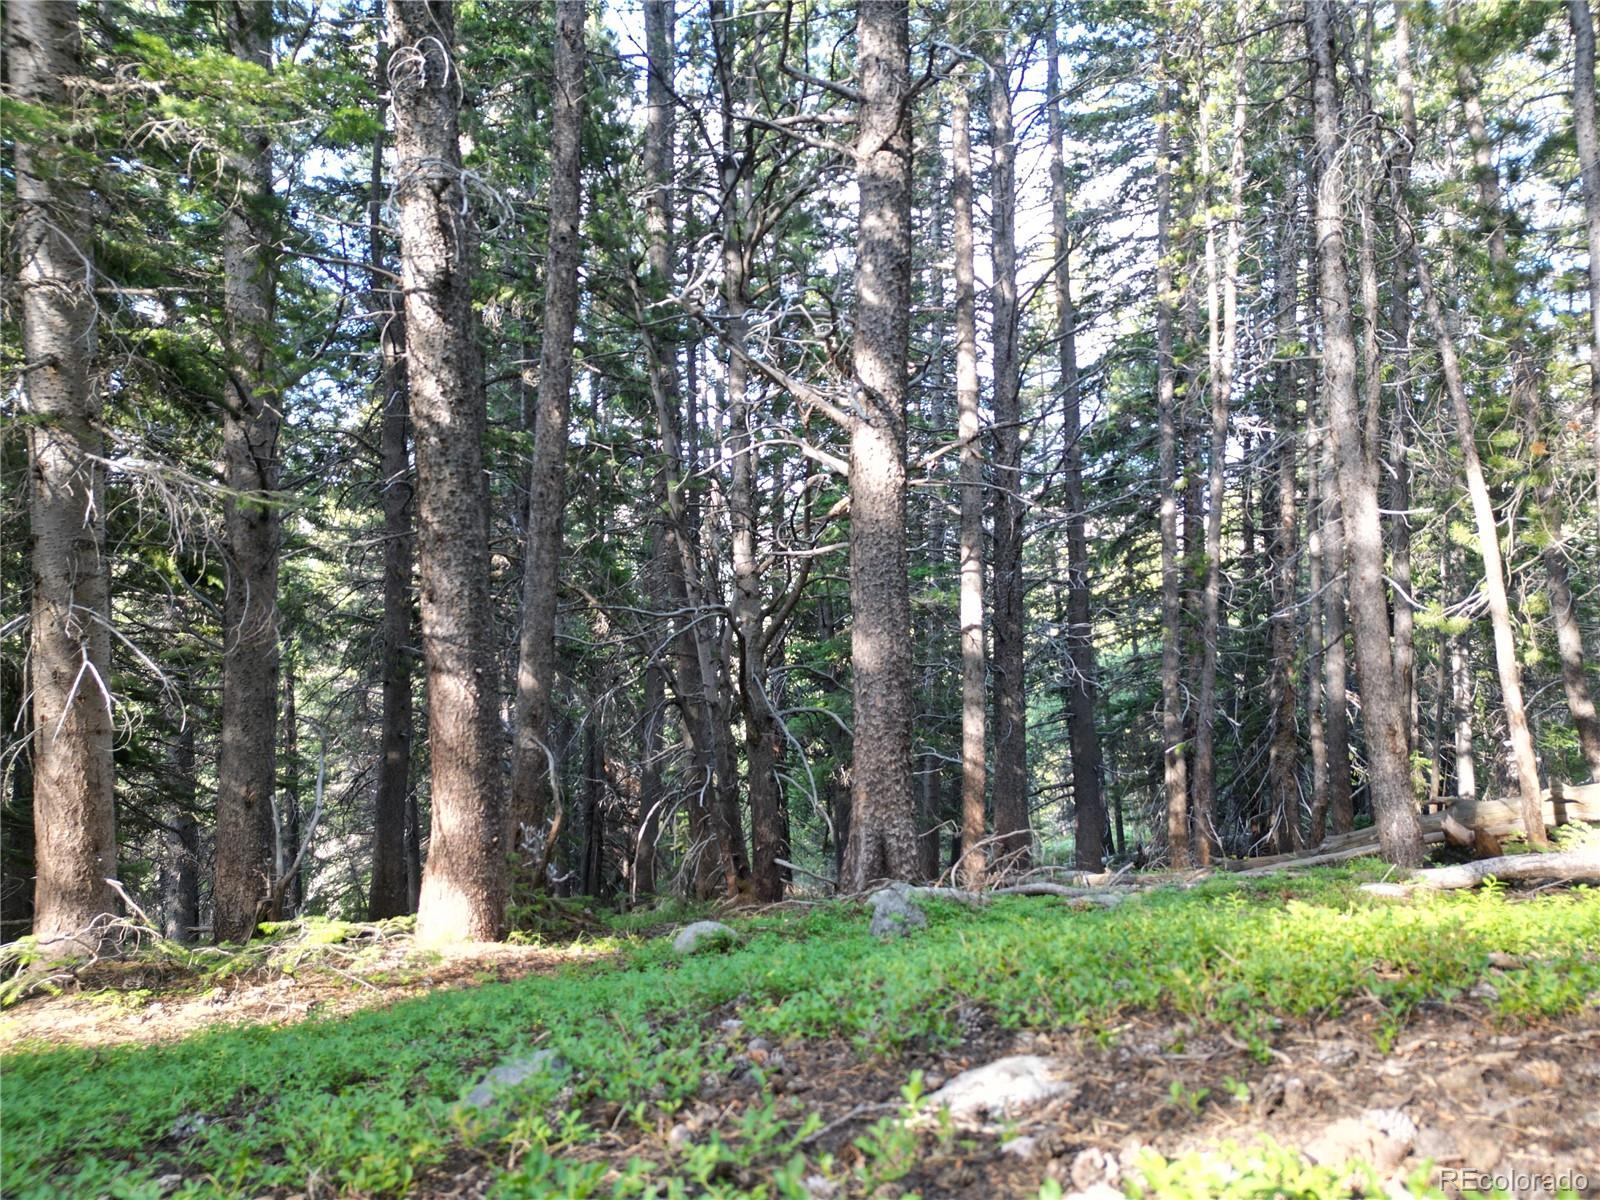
<box><xmin>1193</xmin><ymin>46</ymin><xmax>1247</xmax><ymax>865</ymax></box>
<box><xmin>952</xmin><ymin>76</ymin><xmax>987</xmax><ymax>889</ymax></box>
<box><xmin>213</xmin><ymin>0</ymin><xmax>281</xmax><ymax>943</ymax></box>
<box><xmin>710</xmin><ymin>0</ymin><xmax>780</xmax><ymax>901</ymax></box>
<box><xmin>1306</xmin><ymin>0</ymin><xmax>1424</xmax><ymax>865</ymax></box>
<box><xmin>277</xmin><ymin>658</ymin><xmax>301</xmax><ymax>917</ymax></box>
<box><xmin>510</xmin><ymin>0</ymin><xmax>585</xmax><ymax>882</ymax></box>
<box><xmin>987</xmin><ymin>44</ymin><xmax>1030</xmax><ymax>870</ymax></box>
<box><xmin>840</xmin><ymin>0</ymin><xmax>918</xmax><ymax>890</ymax></box>
<box><xmin>10</xmin><ymin>0</ymin><xmax>117</xmax><ymax>948</ymax></box>
<box><xmin>1156</xmin><ymin>75</ymin><xmax>1190</xmax><ymax>868</ymax></box>
<box><xmin>1268</xmin><ymin>209</ymin><xmax>1304</xmax><ymax>855</ymax></box>
<box><xmin>369</xmin><ymin>38</ymin><xmax>415</xmax><ymax>918</ymax></box>
<box><xmin>1387</xmin><ymin>0</ymin><xmax>1419</xmax><ymax>754</ymax></box>
<box><xmin>390</xmin><ymin>0</ymin><xmax>504</xmax><ymax>943</ymax></box>
<box><xmin>1570</xmin><ymin>0</ymin><xmax>1600</xmax><ymax>533</ymax></box>
<box><xmin>1047</xmin><ymin>15</ymin><xmax>1105</xmax><ymax>872</ymax></box>
<box><xmin>1321</xmin><ymin>395</ymin><xmax>1353</xmax><ymax>834</ymax></box>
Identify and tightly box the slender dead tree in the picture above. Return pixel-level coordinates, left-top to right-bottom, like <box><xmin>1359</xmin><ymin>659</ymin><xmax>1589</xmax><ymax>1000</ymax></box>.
<box><xmin>840</xmin><ymin>0</ymin><xmax>919</xmax><ymax>889</ymax></box>
<box><xmin>213</xmin><ymin>0</ymin><xmax>282</xmax><ymax>943</ymax></box>
<box><xmin>1306</xmin><ymin>0</ymin><xmax>1424</xmax><ymax>866</ymax></box>
<box><xmin>389</xmin><ymin>0</ymin><xmax>504</xmax><ymax>943</ymax></box>
<box><xmin>1156</xmin><ymin>75</ymin><xmax>1190</xmax><ymax>868</ymax></box>
<box><xmin>1571</xmin><ymin>0</ymin><xmax>1600</xmax><ymax>530</ymax></box>
<box><xmin>510</xmin><ymin>0</ymin><xmax>585</xmax><ymax>885</ymax></box>
<box><xmin>10</xmin><ymin>0</ymin><xmax>118</xmax><ymax>947</ymax></box>
<box><xmin>951</xmin><ymin>73</ymin><xmax>987</xmax><ymax>888</ymax></box>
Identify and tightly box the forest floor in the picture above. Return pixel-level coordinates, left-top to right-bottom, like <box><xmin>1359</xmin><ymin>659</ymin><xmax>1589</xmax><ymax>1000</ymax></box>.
<box><xmin>2</xmin><ymin>861</ymin><xmax>1598</xmax><ymax>1199</ymax></box>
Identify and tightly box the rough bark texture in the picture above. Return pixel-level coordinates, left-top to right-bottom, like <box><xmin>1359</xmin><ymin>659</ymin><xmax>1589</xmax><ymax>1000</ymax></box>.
<box><xmin>213</xmin><ymin>0</ymin><xmax>281</xmax><ymax>943</ymax></box>
<box><xmin>840</xmin><ymin>0</ymin><xmax>919</xmax><ymax>890</ymax></box>
<box><xmin>1047</xmin><ymin>18</ymin><xmax>1104</xmax><ymax>871</ymax></box>
<box><xmin>160</xmin><ymin>723</ymin><xmax>199</xmax><ymax>942</ymax></box>
<box><xmin>390</xmin><ymin>0</ymin><xmax>505</xmax><ymax>944</ymax></box>
<box><xmin>1155</xmin><ymin>77</ymin><xmax>1190</xmax><ymax>868</ymax></box>
<box><xmin>369</xmin><ymin>41</ymin><xmax>415</xmax><ymax>920</ymax></box>
<box><xmin>951</xmin><ymin>78</ymin><xmax>987</xmax><ymax>889</ymax></box>
<box><xmin>510</xmin><ymin>0</ymin><xmax>584</xmax><ymax>878</ymax></box>
<box><xmin>1307</xmin><ymin>0</ymin><xmax>1425</xmax><ymax>866</ymax></box>
<box><xmin>10</xmin><ymin>0</ymin><xmax>117</xmax><ymax>948</ymax></box>
<box><xmin>1321</xmin><ymin>407</ymin><xmax>1353</xmax><ymax>835</ymax></box>
<box><xmin>1571</xmin><ymin>0</ymin><xmax>1600</xmax><ymax>531</ymax></box>
<box><xmin>987</xmin><ymin>44</ymin><xmax>1029</xmax><ymax>870</ymax></box>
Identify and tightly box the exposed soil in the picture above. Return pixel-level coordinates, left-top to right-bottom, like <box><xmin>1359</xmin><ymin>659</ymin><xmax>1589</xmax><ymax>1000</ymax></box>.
<box><xmin>418</xmin><ymin>999</ymin><xmax>1600</xmax><ymax>1199</ymax></box>
<box><xmin>0</xmin><ymin>939</ymin><xmax>615</xmax><ymax>1050</ymax></box>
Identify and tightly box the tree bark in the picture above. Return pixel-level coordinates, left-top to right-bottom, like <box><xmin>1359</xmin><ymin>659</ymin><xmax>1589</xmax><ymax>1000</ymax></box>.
<box><xmin>1306</xmin><ymin>0</ymin><xmax>1425</xmax><ymax>865</ymax></box>
<box><xmin>840</xmin><ymin>0</ymin><xmax>919</xmax><ymax>890</ymax></box>
<box><xmin>510</xmin><ymin>0</ymin><xmax>585</xmax><ymax>883</ymax></box>
<box><xmin>160</xmin><ymin>723</ymin><xmax>199</xmax><ymax>942</ymax></box>
<box><xmin>1452</xmin><ymin>634</ymin><xmax>1478</xmax><ymax>800</ymax></box>
<box><xmin>1570</xmin><ymin>0</ymin><xmax>1600</xmax><ymax>534</ymax></box>
<box><xmin>988</xmin><ymin>43</ymin><xmax>1030</xmax><ymax>870</ymax></box>
<box><xmin>1155</xmin><ymin>75</ymin><xmax>1190</xmax><ymax>868</ymax></box>
<box><xmin>369</xmin><ymin>36</ymin><xmax>415</xmax><ymax>919</ymax></box>
<box><xmin>1047</xmin><ymin>15</ymin><xmax>1105</xmax><ymax>872</ymax></box>
<box><xmin>1194</xmin><ymin>46</ymin><xmax>1247</xmax><ymax>864</ymax></box>
<box><xmin>952</xmin><ymin>76</ymin><xmax>987</xmax><ymax>889</ymax></box>
<box><xmin>390</xmin><ymin>0</ymin><xmax>504</xmax><ymax>943</ymax></box>
<box><xmin>10</xmin><ymin>0</ymin><xmax>117</xmax><ymax>949</ymax></box>
<box><xmin>213</xmin><ymin>0</ymin><xmax>281</xmax><ymax>943</ymax></box>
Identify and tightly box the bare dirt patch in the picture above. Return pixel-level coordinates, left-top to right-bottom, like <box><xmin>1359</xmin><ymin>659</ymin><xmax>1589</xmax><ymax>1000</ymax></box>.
<box><xmin>0</xmin><ymin>939</ymin><xmax>615</xmax><ymax>1051</ymax></box>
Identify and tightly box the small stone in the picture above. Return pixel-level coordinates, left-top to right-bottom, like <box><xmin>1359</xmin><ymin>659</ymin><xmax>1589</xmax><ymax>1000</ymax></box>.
<box><xmin>926</xmin><ymin>1055</ymin><xmax>1076</xmax><ymax>1125</ymax></box>
<box><xmin>464</xmin><ymin>1049</ymin><xmax>562</xmax><ymax>1108</ymax></box>
<box><xmin>1001</xmin><ymin>1135</ymin><xmax>1041</xmax><ymax>1160</ymax></box>
<box><xmin>923</xmin><ymin>1071</ymin><xmax>948</xmax><ymax>1091</ymax></box>
<box><xmin>719</xmin><ymin>1018</ymin><xmax>744</xmax><ymax>1033</ymax></box>
<box><xmin>748</xmin><ymin>1036</ymin><xmax>771</xmax><ymax>1053</ymax></box>
<box><xmin>668</xmin><ymin>1123</ymin><xmax>693</xmax><ymax>1148</ymax></box>
<box><xmin>1486</xmin><ymin>952</ymin><xmax>1525</xmax><ymax>970</ymax></box>
<box><xmin>673</xmin><ymin>921</ymin><xmax>737</xmax><ymax>954</ymax></box>
<box><xmin>866</xmin><ymin>883</ymin><xmax>928</xmax><ymax>938</ymax></box>
<box><xmin>802</xmin><ymin>1174</ymin><xmax>839</xmax><ymax>1199</ymax></box>
<box><xmin>1070</xmin><ymin>1147</ymin><xmax>1120</xmax><ymax>1190</ymax></box>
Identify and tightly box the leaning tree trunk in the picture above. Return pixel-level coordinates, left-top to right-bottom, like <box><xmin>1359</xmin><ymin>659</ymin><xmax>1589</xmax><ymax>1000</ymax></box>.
<box><xmin>510</xmin><ymin>0</ymin><xmax>585</xmax><ymax>884</ymax></box>
<box><xmin>987</xmin><ymin>42</ymin><xmax>1030</xmax><ymax>870</ymax></box>
<box><xmin>1155</xmin><ymin>75</ymin><xmax>1190</xmax><ymax>868</ymax></box>
<box><xmin>1047</xmin><ymin>17</ymin><xmax>1105</xmax><ymax>871</ymax></box>
<box><xmin>1570</xmin><ymin>0</ymin><xmax>1600</xmax><ymax>534</ymax></box>
<box><xmin>368</xmin><ymin>37</ymin><xmax>415</xmax><ymax>920</ymax></box>
<box><xmin>951</xmin><ymin>76</ymin><xmax>988</xmax><ymax>889</ymax></box>
<box><xmin>1306</xmin><ymin>0</ymin><xmax>1424</xmax><ymax>866</ymax></box>
<box><xmin>10</xmin><ymin>0</ymin><xmax>117</xmax><ymax>949</ymax></box>
<box><xmin>1405</xmin><ymin>243</ymin><xmax>1548</xmax><ymax>845</ymax></box>
<box><xmin>213</xmin><ymin>0</ymin><xmax>281</xmax><ymax>943</ymax></box>
<box><xmin>840</xmin><ymin>0</ymin><xmax>919</xmax><ymax>890</ymax></box>
<box><xmin>1453</xmin><ymin>40</ymin><xmax>1600</xmax><ymax>784</ymax></box>
<box><xmin>390</xmin><ymin>0</ymin><xmax>504</xmax><ymax>943</ymax></box>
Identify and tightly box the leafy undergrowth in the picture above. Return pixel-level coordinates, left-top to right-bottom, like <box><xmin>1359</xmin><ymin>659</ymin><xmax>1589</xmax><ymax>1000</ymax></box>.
<box><xmin>3</xmin><ymin>863</ymin><xmax>1597</xmax><ymax>1198</ymax></box>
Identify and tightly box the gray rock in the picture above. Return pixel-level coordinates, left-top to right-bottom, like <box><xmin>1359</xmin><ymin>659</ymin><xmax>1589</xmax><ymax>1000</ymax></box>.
<box><xmin>926</xmin><ymin>1055</ymin><xmax>1077</xmax><ymax>1125</ymax></box>
<box><xmin>1001</xmin><ymin>1135</ymin><xmax>1042</xmax><ymax>1160</ymax></box>
<box><xmin>867</xmin><ymin>882</ymin><xmax>928</xmax><ymax>938</ymax></box>
<box><xmin>465</xmin><ymin>1049</ymin><xmax>562</xmax><ymax>1108</ymax></box>
<box><xmin>673</xmin><ymin>920</ymin><xmax>737</xmax><ymax>954</ymax></box>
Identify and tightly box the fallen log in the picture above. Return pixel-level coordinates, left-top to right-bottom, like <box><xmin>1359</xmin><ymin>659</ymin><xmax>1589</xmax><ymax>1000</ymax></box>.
<box><xmin>1360</xmin><ymin>848</ymin><xmax>1600</xmax><ymax>894</ymax></box>
<box><xmin>991</xmin><ymin>883</ymin><xmax>1131</xmax><ymax>905</ymax></box>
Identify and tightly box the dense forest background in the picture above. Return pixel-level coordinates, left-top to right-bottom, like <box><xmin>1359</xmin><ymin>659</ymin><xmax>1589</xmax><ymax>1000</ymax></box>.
<box><xmin>5</xmin><ymin>0</ymin><xmax>1599</xmax><ymax>946</ymax></box>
